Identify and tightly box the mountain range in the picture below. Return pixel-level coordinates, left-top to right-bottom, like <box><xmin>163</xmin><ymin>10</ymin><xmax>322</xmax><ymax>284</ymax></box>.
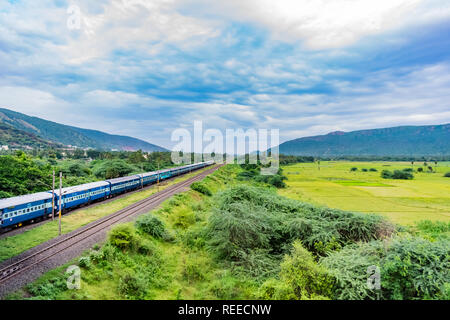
<box><xmin>278</xmin><ymin>123</ymin><xmax>450</xmax><ymax>156</ymax></box>
<box><xmin>0</xmin><ymin>108</ymin><xmax>167</xmax><ymax>152</ymax></box>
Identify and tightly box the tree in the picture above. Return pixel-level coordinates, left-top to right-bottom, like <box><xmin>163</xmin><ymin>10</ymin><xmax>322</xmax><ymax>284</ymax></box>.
<box><xmin>86</xmin><ymin>149</ymin><xmax>101</xmax><ymax>159</ymax></box>
<box><xmin>93</xmin><ymin>160</ymin><xmax>134</xmax><ymax>179</ymax></box>
<box><xmin>128</xmin><ymin>150</ymin><xmax>146</xmax><ymax>164</ymax></box>
<box><xmin>0</xmin><ymin>153</ymin><xmax>53</xmax><ymax>196</ymax></box>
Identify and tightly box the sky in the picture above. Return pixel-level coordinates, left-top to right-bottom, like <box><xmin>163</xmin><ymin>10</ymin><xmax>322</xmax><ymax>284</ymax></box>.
<box><xmin>1</xmin><ymin>0</ymin><xmax>450</xmax><ymax>149</ymax></box>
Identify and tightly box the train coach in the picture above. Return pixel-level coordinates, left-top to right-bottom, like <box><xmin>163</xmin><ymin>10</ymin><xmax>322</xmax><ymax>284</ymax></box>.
<box><xmin>107</xmin><ymin>175</ymin><xmax>142</xmax><ymax>196</ymax></box>
<box><xmin>53</xmin><ymin>181</ymin><xmax>111</xmax><ymax>212</ymax></box>
<box><xmin>0</xmin><ymin>161</ymin><xmax>214</xmax><ymax>230</ymax></box>
<box><xmin>0</xmin><ymin>193</ymin><xmax>54</xmax><ymax>228</ymax></box>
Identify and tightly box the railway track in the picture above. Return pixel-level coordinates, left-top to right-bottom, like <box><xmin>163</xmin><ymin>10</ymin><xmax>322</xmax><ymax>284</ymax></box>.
<box><xmin>0</xmin><ymin>164</ymin><xmax>222</xmax><ymax>292</ymax></box>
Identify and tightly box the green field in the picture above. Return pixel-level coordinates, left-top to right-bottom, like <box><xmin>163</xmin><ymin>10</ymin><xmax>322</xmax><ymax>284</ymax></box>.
<box><xmin>279</xmin><ymin>161</ymin><xmax>450</xmax><ymax>225</ymax></box>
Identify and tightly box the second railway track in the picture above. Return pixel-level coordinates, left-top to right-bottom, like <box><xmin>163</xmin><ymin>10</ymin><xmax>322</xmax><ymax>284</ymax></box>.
<box><xmin>0</xmin><ymin>164</ymin><xmax>223</xmax><ymax>297</ymax></box>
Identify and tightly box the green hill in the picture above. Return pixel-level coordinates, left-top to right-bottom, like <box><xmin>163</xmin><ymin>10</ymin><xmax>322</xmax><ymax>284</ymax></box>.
<box><xmin>0</xmin><ymin>108</ymin><xmax>167</xmax><ymax>152</ymax></box>
<box><xmin>0</xmin><ymin>122</ymin><xmax>60</xmax><ymax>149</ymax></box>
<box><xmin>278</xmin><ymin>124</ymin><xmax>450</xmax><ymax>156</ymax></box>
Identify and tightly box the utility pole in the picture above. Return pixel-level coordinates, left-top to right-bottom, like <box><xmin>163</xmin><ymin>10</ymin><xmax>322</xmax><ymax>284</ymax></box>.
<box><xmin>157</xmin><ymin>161</ymin><xmax>160</xmax><ymax>193</ymax></box>
<box><xmin>52</xmin><ymin>170</ymin><xmax>55</xmax><ymax>221</ymax></box>
<box><xmin>59</xmin><ymin>171</ymin><xmax>62</xmax><ymax>236</ymax></box>
<box><xmin>141</xmin><ymin>163</ymin><xmax>144</xmax><ymax>189</ymax></box>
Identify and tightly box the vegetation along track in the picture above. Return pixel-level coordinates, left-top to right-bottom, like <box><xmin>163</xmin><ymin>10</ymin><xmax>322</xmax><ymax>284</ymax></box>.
<box><xmin>0</xmin><ymin>164</ymin><xmax>223</xmax><ymax>297</ymax></box>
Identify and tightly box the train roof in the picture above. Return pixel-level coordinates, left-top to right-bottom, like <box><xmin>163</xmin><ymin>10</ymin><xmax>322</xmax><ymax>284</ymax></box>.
<box><xmin>53</xmin><ymin>181</ymin><xmax>110</xmax><ymax>196</ymax></box>
<box><xmin>138</xmin><ymin>162</ymin><xmax>208</xmax><ymax>177</ymax></box>
<box><xmin>106</xmin><ymin>175</ymin><xmax>141</xmax><ymax>184</ymax></box>
<box><xmin>0</xmin><ymin>192</ymin><xmax>53</xmax><ymax>209</ymax></box>
<box><xmin>138</xmin><ymin>171</ymin><xmax>158</xmax><ymax>178</ymax></box>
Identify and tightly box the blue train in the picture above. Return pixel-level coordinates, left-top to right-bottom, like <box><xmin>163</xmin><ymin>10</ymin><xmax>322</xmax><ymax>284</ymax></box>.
<box><xmin>0</xmin><ymin>161</ymin><xmax>214</xmax><ymax>230</ymax></box>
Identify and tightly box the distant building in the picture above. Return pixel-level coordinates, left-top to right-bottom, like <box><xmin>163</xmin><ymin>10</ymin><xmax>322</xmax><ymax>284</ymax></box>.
<box><xmin>1</xmin><ymin>145</ymin><xmax>9</xmax><ymax>151</ymax></box>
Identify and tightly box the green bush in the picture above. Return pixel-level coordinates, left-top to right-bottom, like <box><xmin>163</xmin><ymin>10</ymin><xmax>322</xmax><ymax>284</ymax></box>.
<box><xmin>277</xmin><ymin>241</ymin><xmax>334</xmax><ymax>300</ymax></box>
<box><xmin>78</xmin><ymin>256</ymin><xmax>92</xmax><ymax>269</ymax></box>
<box><xmin>182</xmin><ymin>255</ymin><xmax>208</xmax><ymax>283</ymax></box>
<box><xmin>268</xmin><ymin>175</ymin><xmax>287</xmax><ymax>188</ymax></box>
<box><xmin>369</xmin><ymin>168</ymin><xmax>378</xmax><ymax>172</ymax></box>
<box><xmin>320</xmin><ymin>242</ymin><xmax>384</xmax><ymax>300</ymax></box>
<box><xmin>392</xmin><ymin>170</ymin><xmax>413</xmax><ymax>179</ymax></box>
<box><xmin>417</xmin><ymin>167</ymin><xmax>424</xmax><ymax>172</ymax></box>
<box><xmin>321</xmin><ymin>238</ymin><xmax>450</xmax><ymax>300</ymax></box>
<box><xmin>259</xmin><ymin>279</ymin><xmax>296</xmax><ymax>300</ymax></box>
<box><xmin>381</xmin><ymin>170</ymin><xmax>413</xmax><ymax>180</ymax></box>
<box><xmin>403</xmin><ymin>168</ymin><xmax>413</xmax><ymax>173</ymax></box>
<box><xmin>350</xmin><ymin>167</ymin><xmax>358</xmax><ymax>172</ymax></box>
<box><xmin>382</xmin><ymin>238</ymin><xmax>450</xmax><ymax>300</ymax></box>
<box><xmin>207</xmin><ymin>185</ymin><xmax>394</xmax><ymax>276</ymax></box>
<box><xmin>381</xmin><ymin>170</ymin><xmax>393</xmax><ymax>179</ymax></box>
<box><xmin>444</xmin><ymin>172</ymin><xmax>450</xmax><ymax>178</ymax></box>
<box><xmin>135</xmin><ymin>214</ymin><xmax>166</xmax><ymax>239</ymax></box>
<box><xmin>108</xmin><ymin>225</ymin><xmax>138</xmax><ymax>251</ymax></box>
<box><xmin>26</xmin><ymin>276</ymin><xmax>68</xmax><ymax>299</ymax></box>
<box><xmin>190</xmin><ymin>182</ymin><xmax>213</xmax><ymax>196</ymax></box>
<box><xmin>118</xmin><ymin>273</ymin><xmax>147</xmax><ymax>299</ymax></box>
<box><xmin>414</xmin><ymin>220</ymin><xmax>450</xmax><ymax>241</ymax></box>
<box><xmin>237</xmin><ymin>170</ymin><xmax>259</xmax><ymax>181</ymax></box>
<box><xmin>362</xmin><ymin>168</ymin><xmax>368</xmax><ymax>172</ymax></box>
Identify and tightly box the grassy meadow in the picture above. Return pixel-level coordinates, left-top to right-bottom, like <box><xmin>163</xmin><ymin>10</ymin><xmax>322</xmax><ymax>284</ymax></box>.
<box><xmin>279</xmin><ymin>161</ymin><xmax>450</xmax><ymax>225</ymax></box>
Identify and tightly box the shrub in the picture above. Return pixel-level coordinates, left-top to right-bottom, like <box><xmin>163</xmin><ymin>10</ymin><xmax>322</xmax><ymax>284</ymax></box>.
<box><xmin>237</xmin><ymin>170</ymin><xmax>259</xmax><ymax>181</ymax></box>
<box><xmin>259</xmin><ymin>279</ymin><xmax>296</xmax><ymax>300</ymax></box>
<box><xmin>417</xmin><ymin>167</ymin><xmax>424</xmax><ymax>172</ymax></box>
<box><xmin>369</xmin><ymin>168</ymin><xmax>378</xmax><ymax>172</ymax></box>
<box><xmin>108</xmin><ymin>225</ymin><xmax>138</xmax><ymax>251</ymax></box>
<box><xmin>381</xmin><ymin>170</ymin><xmax>413</xmax><ymax>180</ymax></box>
<box><xmin>190</xmin><ymin>182</ymin><xmax>212</xmax><ymax>196</ymax></box>
<box><xmin>350</xmin><ymin>167</ymin><xmax>358</xmax><ymax>172</ymax></box>
<box><xmin>118</xmin><ymin>273</ymin><xmax>147</xmax><ymax>299</ymax></box>
<box><xmin>182</xmin><ymin>255</ymin><xmax>208</xmax><ymax>283</ymax></box>
<box><xmin>269</xmin><ymin>241</ymin><xmax>334</xmax><ymax>300</ymax></box>
<box><xmin>26</xmin><ymin>276</ymin><xmax>68</xmax><ymax>299</ymax></box>
<box><xmin>403</xmin><ymin>168</ymin><xmax>413</xmax><ymax>172</ymax></box>
<box><xmin>415</xmin><ymin>220</ymin><xmax>450</xmax><ymax>241</ymax></box>
<box><xmin>268</xmin><ymin>175</ymin><xmax>287</xmax><ymax>188</ymax></box>
<box><xmin>137</xmin><ymin>240</ymin><xmax>158</xmax><ymax>256</ymax></box>
<box><xmin>321</xmin><ymin>238</ymin><xmax>450</xmax><ymax>300</ymax></box>
<box><xmin>135</xmin><ymin>214</ymin><xmax>166</xmax><ymax>239</ymax></box>
<box><xmin>444</xmin><ymin>172</ymin><xmax>450</xmax><ymax>178</ymax></box>
<box><xmin>207</xmin><ymin>185</ymin><xmax>394</xmax><ymax>265</ymax></box>
<box><xmin>362</xmin><ymin>168</ymin><xmax>368</xmax><ymax>172</ymax></box>
<box><xmin>78</xmin><ymin>256</ymin><xmax>92</xmax><ymax>269</ymax></box>
<box><xmin>382</xmin><ymin>238</ymin><xmax>450</xmax><ymax>300</ymax></box>
<box><xmin>321</xmin><ymin>242</ymin><xmax>385</xmax><ymax>300</ymax></box>
<box><xmin>392</xmin><ymin>170</ymin><xmax>413</xmax><ymax>180</ymax></box>
<box><xmin>381</xmin><ymin>170</ymin><xmax>393</xmax><ymax>179</ymax></box>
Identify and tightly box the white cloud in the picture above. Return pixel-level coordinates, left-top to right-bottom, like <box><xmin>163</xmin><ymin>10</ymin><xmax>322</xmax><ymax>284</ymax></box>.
<box><xmin>61</xmin><ymin>0</ymin><xmax>220</xmax><ymax>63</ymax></box>
<box><xmin>184</xmin><ymin>0</ymin><xmax>450</xmax><ymax>49</ymax></box>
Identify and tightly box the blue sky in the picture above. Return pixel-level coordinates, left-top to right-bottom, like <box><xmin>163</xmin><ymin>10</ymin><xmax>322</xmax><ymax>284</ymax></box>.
<box><xmin>1</xmin><ymin>0</ymin><xmax>450</xmax><ymax>149</ymax></box>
